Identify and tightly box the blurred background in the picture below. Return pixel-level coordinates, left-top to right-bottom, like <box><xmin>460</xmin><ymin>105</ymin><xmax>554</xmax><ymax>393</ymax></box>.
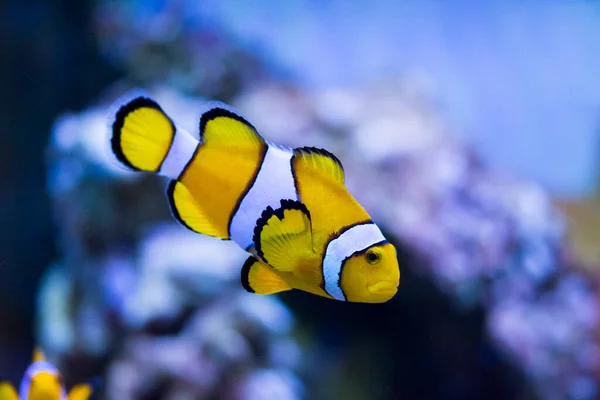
<box><xmin>1</xmin><ymin>0</ymin><xmax>600</xmax><ymax>399</ymax></box>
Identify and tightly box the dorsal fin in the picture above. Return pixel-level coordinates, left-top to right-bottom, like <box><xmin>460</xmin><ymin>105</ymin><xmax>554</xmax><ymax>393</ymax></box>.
<box><xmin>292</xmin><ymin>146</ymin><xmax>370</xmax><ymax>251</ymax></box>
<box><xmin>253</xmin><ymin>199</ymin><xmax>313</xmax><ymax>270</ymax></box>
<box><xmin>166</xmin><ymin>180</ymin><xmax>229</xmax><ymax>239</ymax></box>
<box><xmin>32</xmin><ymin>347</ymin><xmax>46</xmax><ymax>362</ymax></box>
<box><xmin>198</xmin><ymin>102</ymin><xmax>265</xmax><ymax>146</ymax></box>
<box><xmin>293</xmin><ymin>146</ymin><xmax>344</xmax><ymax>185</ymax></box>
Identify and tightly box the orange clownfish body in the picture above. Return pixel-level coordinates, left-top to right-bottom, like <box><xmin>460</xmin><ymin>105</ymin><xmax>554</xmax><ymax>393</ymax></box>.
<box><xmin>0</xmin><ymin>348</ymin><xmax>94</xmax><ymax>400</ymax></box>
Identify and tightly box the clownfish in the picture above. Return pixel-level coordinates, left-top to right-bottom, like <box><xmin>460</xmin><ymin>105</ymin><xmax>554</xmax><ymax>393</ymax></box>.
<box><xmin>108</xmin><ymin>92</ymin><xmax>400</xmax><ymax>303</ymax></box>
<box><xmin>0</xmin><ymin>348</ymin><xmax>94</xmax><ymax>400</ymax></box>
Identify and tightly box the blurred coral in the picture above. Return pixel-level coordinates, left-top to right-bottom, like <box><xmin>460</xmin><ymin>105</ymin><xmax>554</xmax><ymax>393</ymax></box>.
<box><xmin>233</xmin><ymin>79</ymin><xmax>600</xmax><ymax>400</ymax></box>
<box><xmin>36</xmin><ymin>2</ymin><xmax>600</xmax><ymax>398</ymax></box>
<box><xmin>93</xmin><ymin>0</ymin><xmax>269</xmax><ymax>100</ymax></box>
<box><xmin>41</xmin><ymin>78</ymin><xmax>600</xmax><ymax>399</ymax></box>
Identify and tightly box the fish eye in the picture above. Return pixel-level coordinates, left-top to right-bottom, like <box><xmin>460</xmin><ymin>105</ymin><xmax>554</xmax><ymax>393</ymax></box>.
<box><xmin>365</xmin><ymin>249</ymin><xmax>381</xmax><ymax>265</ymax></box>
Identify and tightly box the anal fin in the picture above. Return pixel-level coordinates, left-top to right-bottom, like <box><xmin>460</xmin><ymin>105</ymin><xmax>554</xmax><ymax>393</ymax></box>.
<box><xmin>166</xmin><ymin>180</ymin><xmax>229</xmax><ymax>239</ymax></box>
<box><xmin>253</xmin><ymin>200</ymin><xmax>313</xmax><ymax>270</ymax></box>
<box><xmin>241</xmin><ymin>256</ymin><xmax>292</xmax><ymax>295</ymax></box>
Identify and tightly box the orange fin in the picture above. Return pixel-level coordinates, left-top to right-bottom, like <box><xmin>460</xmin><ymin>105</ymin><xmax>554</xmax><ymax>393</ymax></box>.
<box><xmin>199</xmin><ymin>103</ymin><xmax>265</xmax><ymax>146</ymax></box>
<box><xmin>67</xmin><ymin>384</ymin><xmax>93</xmax><ymax>400</ymax></box>
<box><xmin>293</xmin><ymin>146</ymin><xmax>344</xmax><ymax>185</ymax></box>
<box><xmin>110</xmin><ymin>95</ymin><xmax>176</xmax><ymax>172</ymax></box>
<box><xmin>253</xmin><ymin>200</ymin><xmax>313</xmax><ymax>271</ymax></box>
<box><xmin>0</xmin><ymin>382</ymin><xmax>18</xmax><ymax>400</ymax></box>
<box><xmin>241</xmin><ymin>256</ymin><xmax>292</xmax><ymax>295</ymax></box>
<box><xmin>291</xmin><ymin>147</ymin><xmax>370</xmax><ymax>243</ymax></box>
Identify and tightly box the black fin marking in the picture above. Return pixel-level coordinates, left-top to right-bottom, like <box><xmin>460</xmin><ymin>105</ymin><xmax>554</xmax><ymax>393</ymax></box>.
<box><xmin>252</xmin><ymin>199</ymin><xmax>311</xmax><ymax>264</ymax></box>
<box><xmin>290</xmin><ymin>155</ymin><xmax>300</xmax><ymax>197</ymax></box>
<box><xmin>166</xmin><ymin>180</ymin><xmax>192</xmax><ymax>232</ymax></box>
<box><xmin>111</xmin><ymin>96</ymin><xmax>174</xmax><ymax>171</ymax></box>
<box><xmin>294</xmin><ymin>146</ymin><xmax>345</xmax><ymax>171</ymax></box>
<box><xmin>241</xmin><ymin>256</ymin><xmax>257</xmax><ymax>293</ymax></box>
<box><xmin>165</xmin><ymin>179</ymin><xmax>230</xmax><ymax>239</ymax></box>
<box><xmin>199</xmin><ymin>106</ymin><xmax>258</xmax><ymax>140</ymax></box>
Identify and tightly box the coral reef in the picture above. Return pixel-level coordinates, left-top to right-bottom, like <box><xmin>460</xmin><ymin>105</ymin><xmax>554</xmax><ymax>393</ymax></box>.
<box><xmin>41</xmin><ymin>80</ymin><xmax>600</xmax><ymax>399</ymax></box>
<box><xmin>94</xmin><ymin>0</ymin><xmax>269</xmax><ymax>100</ymax></box>
<box><xmin>234</xmin><ymin>80</ymin><xmax>600</xmax><ymax>400</ymax></box>
<box><xmin>36</xmin><ymin>2</ymin><xmax>600</xmax><ymax>398</ymax></box>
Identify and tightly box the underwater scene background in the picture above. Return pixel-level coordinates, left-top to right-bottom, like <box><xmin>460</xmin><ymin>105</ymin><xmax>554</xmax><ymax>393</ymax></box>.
<box><xmin>1</xmin><ymin>1</ymin><xmax>600</xmax><ymax>399</ymax></box>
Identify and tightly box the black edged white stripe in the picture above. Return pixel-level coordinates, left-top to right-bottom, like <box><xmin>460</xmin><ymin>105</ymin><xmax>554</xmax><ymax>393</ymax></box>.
<box><xmin>322</xmin><ymin>222</ymin><xmax>387</xmax><ymax>301</ymax></box>
<box><xmin>229</xmin><ymin>144</ymin><xmax>298</xmax><ymax>250</ymax></box>
<box><xmin>158</xmin><ymin>125</ymin><xmax>200</xmax><ymax>180</ymax></box>
<box><xmin>227</xmin><ymin>142</ymin><xmax>268</xmax><ymax>241</ymax></box>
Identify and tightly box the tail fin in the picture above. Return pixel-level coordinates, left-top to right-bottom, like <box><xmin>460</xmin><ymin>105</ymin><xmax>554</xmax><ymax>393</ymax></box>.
<box><xmin>110</xmin><ymin>93</ymin><xmax>175</xmax><ymax>172</ymax></box>
<box><xmin>110</xmin><ymin>91</ymin><xmax>200</xmax><ymax>179</ymax></box>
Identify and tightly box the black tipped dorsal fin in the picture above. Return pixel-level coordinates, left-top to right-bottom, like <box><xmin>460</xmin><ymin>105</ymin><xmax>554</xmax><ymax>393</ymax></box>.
<box><xmin>198</xmin><ymin>102</ymin><xmax>264</xmax><ymax>147</ymax></box>
<box><xmin>293</xmin><ymin>146</ymin><xmax>344</xmax><ymax>185</ymax></box>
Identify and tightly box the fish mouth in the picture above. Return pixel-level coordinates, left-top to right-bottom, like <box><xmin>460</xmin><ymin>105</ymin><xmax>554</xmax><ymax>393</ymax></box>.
<box><xmin>367</xmin><ymin>281</ymin><xmax>398</xmax><ymax>295</ymax></box>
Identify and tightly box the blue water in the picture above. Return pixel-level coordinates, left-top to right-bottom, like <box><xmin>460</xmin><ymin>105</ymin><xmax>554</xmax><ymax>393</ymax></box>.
<box><xmin>194</xmin><ymin>0</ymin><xmax>600</xmax><ymax>197</ymax></box>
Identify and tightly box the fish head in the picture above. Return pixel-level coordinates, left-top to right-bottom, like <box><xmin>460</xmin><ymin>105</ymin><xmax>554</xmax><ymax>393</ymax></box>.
<box><xmin>27</xmin><ymin>371</ymin><xmax>63</xmax><ymax>400</ymax></box>
<box><xmin>339</xmin><ymin>241</ymin><xmax>400</xmax><ymax>303</ymax></box>
<box><xmin>20</xmin><ymin>351</ymin><xmax>67</xmax><ymax>400</ymax></box>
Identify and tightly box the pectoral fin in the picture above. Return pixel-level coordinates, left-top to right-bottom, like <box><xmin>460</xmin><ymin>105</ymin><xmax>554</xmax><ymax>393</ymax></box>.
<box><xmin>0</xmin><ymin>382</ymin><xmax>18</xmax><ymax>400</ymax></box>
<box><xmin>241</xmin><ymin>256</ymin><xmax>292</xmax><ymax>295</ymax></box>
<box><xmin>67</xmin><ymin>384</ymin><xmax>93</xmax><ymax>400</ymax></box>
<box><xmin>252</xmin><ymin>200</ymin><xmax>313</xmax><ymax>270</ymax></box>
